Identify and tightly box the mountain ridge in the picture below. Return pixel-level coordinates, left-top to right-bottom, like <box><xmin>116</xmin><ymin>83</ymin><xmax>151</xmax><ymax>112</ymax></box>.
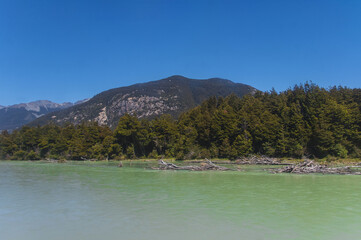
<box><xmin>30</xmin><ymin>75</ymin><xmax>256</xmax><ymax>128</ymax></box>
<box><xmin>0</xmin><ymin>100</ymin><xmax>86</xmax><ymax>131</ymax></box>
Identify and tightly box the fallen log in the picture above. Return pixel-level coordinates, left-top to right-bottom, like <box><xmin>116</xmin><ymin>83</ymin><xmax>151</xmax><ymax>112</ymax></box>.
<box><xmin>235</xmin><ymin>156</ymin><xmax>288</xmax><ymax>165</ymax></box>
<box><xmin>155</xmin><ymin>159</ymin><xmax>233</xmax><ymax>171</ymax></box>
<box><xmin>272</xmin><ymin>160</ymin><xmax>361</xmax><ymax>175</ymax></box>
<box><xmin>186</xmin><ymin>160</ymin><xmax>233</xmax><ymax>164</ymax></box>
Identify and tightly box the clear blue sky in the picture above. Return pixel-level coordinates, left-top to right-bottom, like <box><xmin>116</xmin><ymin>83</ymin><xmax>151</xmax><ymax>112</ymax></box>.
<box><xmin>1</xmin><ymin>0</ymin><xmax>361</xmax><ymax>105</ymax></box>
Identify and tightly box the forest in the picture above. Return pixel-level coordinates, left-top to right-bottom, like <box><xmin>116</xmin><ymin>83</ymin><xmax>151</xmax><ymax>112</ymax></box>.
<box><xmin>1</xmin><ymin>83</ymin><xmax>361</xmax><ymax>161</ymax></box>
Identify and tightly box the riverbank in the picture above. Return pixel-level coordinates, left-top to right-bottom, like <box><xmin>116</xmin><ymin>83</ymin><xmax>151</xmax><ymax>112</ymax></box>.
<box><xmin>5</xmin><ymin>156</ymin><xmax>360</xmax><ymax>175</ymax></box>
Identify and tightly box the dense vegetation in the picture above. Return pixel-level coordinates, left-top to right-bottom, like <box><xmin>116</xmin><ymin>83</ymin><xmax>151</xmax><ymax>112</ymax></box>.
<box><xmin>1</xmin><ymin>83</ymin><xmax>361</xmax><ymax>160</ymax></box>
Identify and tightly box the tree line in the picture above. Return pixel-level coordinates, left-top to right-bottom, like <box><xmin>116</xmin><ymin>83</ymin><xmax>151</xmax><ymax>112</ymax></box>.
<box><xmin>1</xmin><ymin>83</ymin><xmax>361</xmax><ymax>160</ymax></box>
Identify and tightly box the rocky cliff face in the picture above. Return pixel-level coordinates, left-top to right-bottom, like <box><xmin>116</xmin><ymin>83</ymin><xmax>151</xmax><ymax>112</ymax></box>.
<box><xmin>30</xmin><ymin>75</ymin><xmax>257</xmax><ymax>128</ymax></box>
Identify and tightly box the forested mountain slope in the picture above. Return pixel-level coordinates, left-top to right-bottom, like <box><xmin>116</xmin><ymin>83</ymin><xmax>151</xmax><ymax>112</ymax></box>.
<box><xmin>2</xmin><ymin>83</ymin><xmax>361</xmax><ymax>160</ymax></box>
<box><xmin>30</xmin><ymin>75</ymin><xmax>256</xmax><ymax>128</ymax></box>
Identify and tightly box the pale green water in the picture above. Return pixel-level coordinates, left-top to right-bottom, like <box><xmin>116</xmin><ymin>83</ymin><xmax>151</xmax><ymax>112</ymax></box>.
<box><xmin>0</xmin><ymin>161</ymin><xmax>360</xmax><ymax>240</ymax></box>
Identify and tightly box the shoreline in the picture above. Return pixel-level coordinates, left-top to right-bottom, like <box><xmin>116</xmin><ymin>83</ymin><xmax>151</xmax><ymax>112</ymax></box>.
<box><xmin>2</xmin><ymin>158</ymin><xmax>361</xmax><ymax>175</ymax></box>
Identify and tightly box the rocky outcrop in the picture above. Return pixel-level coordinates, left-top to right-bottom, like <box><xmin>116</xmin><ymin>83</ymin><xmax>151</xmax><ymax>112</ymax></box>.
<box><xmin>109</xmin><ymin>95</ymin><xmax>179</xmax><ymax>119</ymax></box>
<box><xmin>94</xmin><ymin>107</ymin><xmax>108</xmax><ymax>125</ymax></box>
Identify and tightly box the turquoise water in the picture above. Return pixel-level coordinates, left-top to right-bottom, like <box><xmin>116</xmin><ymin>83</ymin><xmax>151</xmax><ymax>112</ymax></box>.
<box><xmin>0</xmin><ymin>161</ymin><xmax>360</xmax><ymax>240</ymax></box>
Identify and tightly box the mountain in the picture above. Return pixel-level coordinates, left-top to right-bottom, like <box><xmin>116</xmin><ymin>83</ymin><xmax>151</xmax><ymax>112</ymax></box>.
<box><xmin>0</xmin><ymin>100</ymin><xmax>78</xmax><ymax>131</ymax></box>
<box><xmin>30</xmin><ymin>75</ymin><xmax>257</xmax><ymax>128</ymax></box>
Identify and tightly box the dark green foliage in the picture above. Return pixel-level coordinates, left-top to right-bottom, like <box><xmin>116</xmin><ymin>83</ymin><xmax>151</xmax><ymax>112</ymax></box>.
<box><xmin>232</xmin><ymin>131</ymin><xmax>253</xmax><ymax>156</ymax></box>
<box><xmin>114</xmin><ymin>114</ymin><xmax>150</xmax><ymax>157</ymax></box>
<box><xmin>2</xmin><ymin>83</ymin><xmax>361</xmax><ymax>160</ymax></box>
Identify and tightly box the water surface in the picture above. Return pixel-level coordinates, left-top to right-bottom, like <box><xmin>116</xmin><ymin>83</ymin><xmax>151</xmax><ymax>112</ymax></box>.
<box><xmin>0</xmin><ymin>161</ymin><xmax>360</xmax><ymax>240</ymax></box>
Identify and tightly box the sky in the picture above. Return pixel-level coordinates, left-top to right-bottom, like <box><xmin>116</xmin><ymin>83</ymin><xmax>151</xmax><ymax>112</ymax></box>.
<box><xmin>1</xmin><ymin>0</ymin><xmax>361</xmax><ymax>106</ymax></box>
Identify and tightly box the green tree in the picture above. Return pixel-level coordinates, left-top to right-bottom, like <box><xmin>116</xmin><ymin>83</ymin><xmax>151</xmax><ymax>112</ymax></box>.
<box><xmin>232</xmin><ymin>131</ymin><xmax>253</xmax><ymax>157</ymax></box>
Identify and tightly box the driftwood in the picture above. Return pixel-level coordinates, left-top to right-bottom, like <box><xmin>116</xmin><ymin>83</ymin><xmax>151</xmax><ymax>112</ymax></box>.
<box><xmin>80</xmin><ymin>157</ymin><xmax>97</xmax><ymax>161</ymax></box>
<box><xmin>186</xmin><ymin>160</ymin><xmax>233</xmax><ymax>164</ymax></box>
<box><xmin>235</xmin><ymin>156</ymin><xmax>287</xmax><ymax>165</ymax></box>
<box><xmin>273</xmin><ymin>160</ymin><xmax>361</xmax><ymax>175</ymax></box>
<box><xmin>44</xmin><ymin>159</ymin><xmax>67</xmax><ymax>163</ymax></box>
<box><xmin>155</xmin><ymin>159</ymin><xmax>232</xmax><ymax>171</ymax></box>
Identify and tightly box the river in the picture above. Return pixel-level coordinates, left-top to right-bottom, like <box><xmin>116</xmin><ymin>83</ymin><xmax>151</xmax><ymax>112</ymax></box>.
<box><xmin>0</xmin><ymin>161</ymin><xmax>360</xmax><ymax>240</ymax></box>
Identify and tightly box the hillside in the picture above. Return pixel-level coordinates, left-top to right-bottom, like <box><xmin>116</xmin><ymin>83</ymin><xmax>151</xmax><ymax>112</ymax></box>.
<box><xmin>3</xmin><ymin>83</ymin><xmax>361</xmax><ymax>161</ymax></box>
<box><xmin>30</xmin><ymin>75</ymin><xmax>256</xmax><ymax>128</ymax></box>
